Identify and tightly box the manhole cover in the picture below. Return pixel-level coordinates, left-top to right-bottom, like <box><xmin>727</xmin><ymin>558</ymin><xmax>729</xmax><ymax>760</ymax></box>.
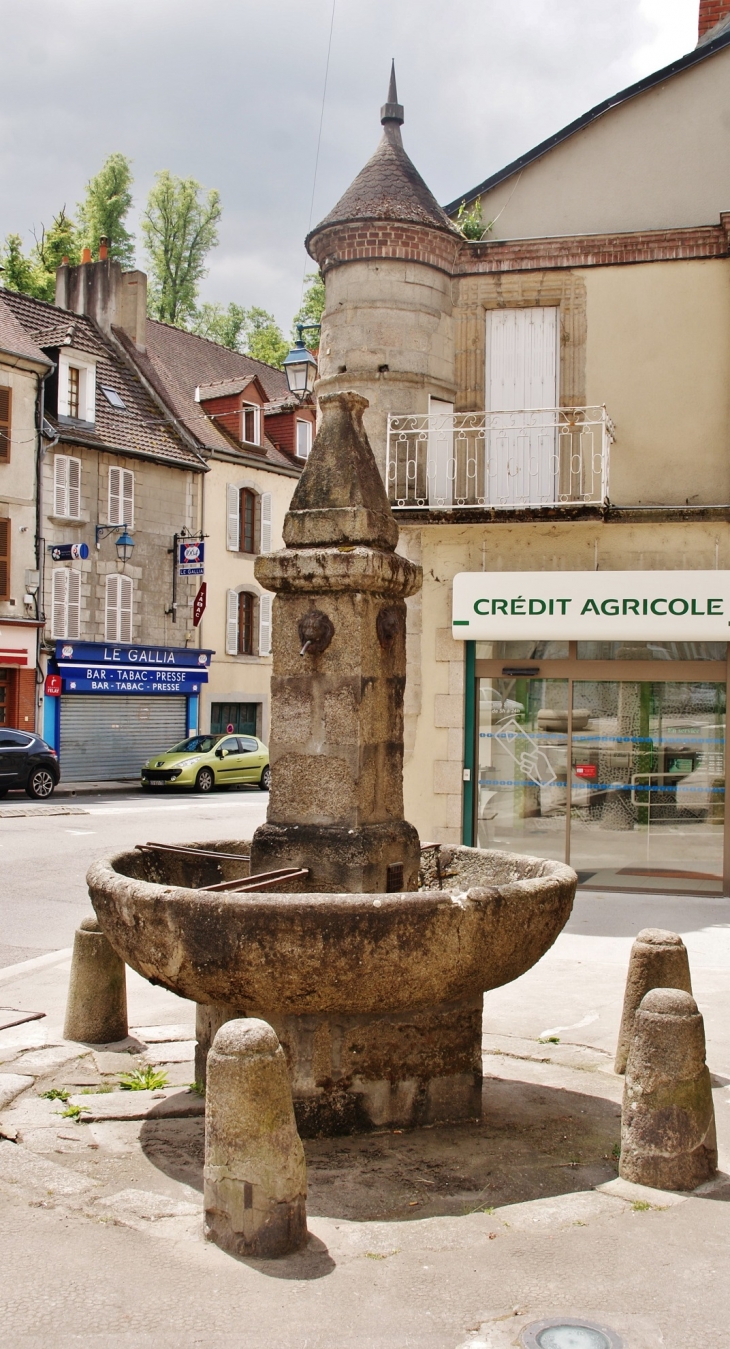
<box><xmin>521</xmin><ymin>1321</ymin><xmax>623</xmax><ymax>1349</ymax></box>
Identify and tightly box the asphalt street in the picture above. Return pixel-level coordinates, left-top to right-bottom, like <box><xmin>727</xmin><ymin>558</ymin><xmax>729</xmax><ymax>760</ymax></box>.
<box><xmin>0</xmin><ymin>788</ymin><xmax>269</xmax><ymax>967</ymax></box>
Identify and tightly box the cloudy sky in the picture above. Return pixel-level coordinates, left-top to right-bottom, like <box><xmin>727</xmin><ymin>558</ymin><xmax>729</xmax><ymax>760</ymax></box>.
<box><xmin>0</xmin><ymin>0</ymin><xmax>700</xmax><ymax>331</ymax></box>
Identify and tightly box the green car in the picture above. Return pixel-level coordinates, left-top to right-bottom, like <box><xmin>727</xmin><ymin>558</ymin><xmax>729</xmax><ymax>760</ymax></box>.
<box><xmin>141</xmin><ymin>733</ymin><xmax>270</xmax><ymax>794</ymax></box>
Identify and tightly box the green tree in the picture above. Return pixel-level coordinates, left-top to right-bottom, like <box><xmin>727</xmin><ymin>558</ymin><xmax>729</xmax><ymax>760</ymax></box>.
<box><xmin>142</xmin><ymin>171</ymin><xmax>221</xmax><ymax>326</ymax></box>
<box><xmin>188</xmin><ymin>301</ymin><xmax>288</xmax><ymax>367</ymax></box>
<box><xmin>77</xmin><ymin>153</ymin><xmax>135</xmax><ymax>266</ymax></box>
<box><xmin>291</xmin><ymin>271</ymin><xmax>325</xmax><ymax>340</ymax></box>
<box><xmin>1</xmin><ymin>208</ymin><xmax>80</xmax><ymax>301</ymax></box>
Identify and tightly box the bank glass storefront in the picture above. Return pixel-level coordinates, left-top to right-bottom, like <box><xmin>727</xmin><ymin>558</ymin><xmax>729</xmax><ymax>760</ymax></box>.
<box><xmin>465</xmin><ymin>640</ymin><xmax>728</xmax><ymax>895</ymax></box>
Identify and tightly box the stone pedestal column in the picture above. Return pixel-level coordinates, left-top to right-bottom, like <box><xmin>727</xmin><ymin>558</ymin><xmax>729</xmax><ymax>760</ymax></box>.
<box><xmin>251</xmin><ymin>391</ymin><xmax>422</xmax><ymax>894</ymax></box>
<box><xmin>64</xmin><ymin>916</ymin><xmax>127</xmax><ymax>1044</ymax></box>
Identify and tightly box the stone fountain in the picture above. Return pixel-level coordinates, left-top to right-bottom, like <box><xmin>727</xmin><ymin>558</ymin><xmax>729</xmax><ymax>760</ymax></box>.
<box><xmin>88</xmin><ymin>391</ymin><xmax>576</xmax><ymax>1136</ymax></box>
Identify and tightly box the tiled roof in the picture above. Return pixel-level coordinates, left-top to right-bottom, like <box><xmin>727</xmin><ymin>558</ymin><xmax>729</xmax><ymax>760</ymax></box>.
<box><xmin>125</xmin><ymin>319</ymin><xmax>291</xmax><ymax>461</ymax></box>
<box><xmin>308</xmin><ymin>121</ymin><xmax>459</xmax><ymax>240</ymax></box>
<box><xmin>0</xmin><ymin>295</ymin><xmax>53</xmax><ymax>368</ymax></box>
<box><xmin>1</xmin><ymin>289</ymin><xmax>203</xmax><ymax>469</ymax></box>
<box><xmin>197</xmin><ymin>374</ymin><xmax>260</xmax><ymax>401</ymax></box>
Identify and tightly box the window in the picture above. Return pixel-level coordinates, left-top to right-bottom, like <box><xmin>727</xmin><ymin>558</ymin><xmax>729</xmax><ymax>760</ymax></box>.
<box><xmin>68</xmin><ymin>367</ymin><xmax>80</xmax><ymax>419</ymax></box>
<box><xmin>0</xmin><ymin>670</ymin><xmax>10</xmax><ymax>724</ymax></box>
<box><xmin>226</xmin><ymin>486</ymin><xmax>272</xmax><ymax>554</ymax></box>
<box><xmin>57</xmin><ymin>349</ymin><xmax>96</xmax><ymax>423</ymax></box>
<box><xmin>242</xmin><ymin>405</ymin><xmax>260</xmax><ymax>445</ymax></box>
<box><xmin>105</xmin><ymin>573</ymin><xmax>133</xmax><ymax>642</ymax></box>
<box><xmin>52</xmin><ymin>568</ymin><xmax>81</xmax><ymax>639</ymax></box>
<box><xmin>225</xmin><ymin>590</ymin><xmax>271</xmax><ymax>657</ymax></box>
<box><xmin>101</xmin><ymin>386</ymin><xmax>126</xmax><ymax>410</ymax></box>
<box><xmin>296</xmin><ymin>418</ymin><xmax>312</xmax><ymax>460</ymax></box>
<box><xmin>240</xmin><ymin>489</ymin><xmax>256</xmax><ymax>554</ymax></box>
<box><xmin>0</xmin><ymin>519</ymin><xmax>9</xmax><ymax>600</ymax></box>
<box><xmin>108</xmin><ymin>466</ymin><xmax>134</xmax><ymax>527</ymax></box>
<box><xmin>0</xmin><ymin>387</ymin><xmax>11</xmax><ymax>463</ymax></box>
<box><xmin>53</xmin><ymin>455</ymin><xmax>82</xmax><ymax>519</ymax></box>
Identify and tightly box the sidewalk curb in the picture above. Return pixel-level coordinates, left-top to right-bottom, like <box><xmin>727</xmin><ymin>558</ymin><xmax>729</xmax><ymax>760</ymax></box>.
<box><xmin>0</xmin><ymin>947</ymin><xmax>73</xmax><ymax>984</ymax></box>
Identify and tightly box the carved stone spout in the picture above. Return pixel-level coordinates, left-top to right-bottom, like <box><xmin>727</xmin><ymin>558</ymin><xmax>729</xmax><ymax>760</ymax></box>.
<box><xmin>250</xmin><ymin>391</ymin><xmax>422</xmax><ymax>893</ymax></box>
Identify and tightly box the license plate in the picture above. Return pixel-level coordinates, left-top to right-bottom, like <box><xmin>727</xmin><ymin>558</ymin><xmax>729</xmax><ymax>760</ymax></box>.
<box><xmin>150</xmin><ymin>779</ymin><xmax>165</xmax><ymax>786</ymax></box>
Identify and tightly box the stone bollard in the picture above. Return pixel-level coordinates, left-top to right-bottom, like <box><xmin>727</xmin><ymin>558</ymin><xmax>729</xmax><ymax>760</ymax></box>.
<box><xmin>194</xmin><ymin>1001</ymin><xmax>237</xmax><ymax>1087</ymax></box>
<box><xmin>614</xmin><ymin>928</ymin><xmax>692</xmax><ymax>1073</ymax></box>
<box><xmin>620</xmin><ymin>987</ymin><xmax>717</xmax><ymax>1191</ymax></box>
<box><xmin>63</xmin><ymin>916</ymin><xmax>128</xmax><ymax>1044</ymax></box>
<box><xmin>204</xmin><ymin>1018</ymin><xmax>308</xmax><ymax>1258</ymax></box>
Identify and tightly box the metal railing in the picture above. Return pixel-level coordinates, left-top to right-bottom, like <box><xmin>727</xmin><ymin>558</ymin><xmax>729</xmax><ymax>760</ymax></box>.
<box><xmin>385</xmin><ymin>406</ymin><xmax>614</xmax><ymax>511</ymax></box>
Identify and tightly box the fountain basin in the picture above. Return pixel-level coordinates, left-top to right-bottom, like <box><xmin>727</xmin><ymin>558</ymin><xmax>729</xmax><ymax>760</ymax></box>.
<box><xmin>88</xmin><ymin>842</ymin><xmax>575</xmax><ymax>1134</ymax></box>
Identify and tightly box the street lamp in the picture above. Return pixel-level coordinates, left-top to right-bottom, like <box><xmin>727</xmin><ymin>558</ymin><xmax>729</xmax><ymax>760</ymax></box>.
<box><xmin>283</xmin><ymin>323</ymin><xmax>319</xmax><ymax>399</ymax></box>
<box><xmin>96</xmin><ymin>523</ymin><xmax>135</xmax><ymax>562</ymax></box>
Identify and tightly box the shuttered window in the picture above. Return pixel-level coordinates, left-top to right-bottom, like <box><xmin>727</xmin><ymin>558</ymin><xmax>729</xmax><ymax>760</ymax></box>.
<box><xmin>239</xmin><ymin>591</ymin><xmax>254</xmax><ymax>654</ymax></box>
<box><xmin>226</xmin><ymin>485</ymin><xmax>240</xmax><ymax>551</ymax></box>
<box><xmin>53</xmin><ymin>455</ymin><xmax>82</xmax><ymax>518</ymax></box>
<box><xmin>108</xmin><ymin>467</ymin><xmax>134</xmax><ymax>527</ymax></box>
<box><xmin>260</xmin><ymin>492</ymin><xmax>272</xmax><ymax>554</ymax></box>
<box><xmin>105</xmin><ymin>573</ymin><xmax>133</xmax><ymax>643</ymax></box>
<box><xmin>240</xmin><ymin>489</ymin><xmax>256</xmax><ymax>554</ymax></box>
<box><xmin>258</xmin><ymin>593</ymin><xmax>272</xmax><ymax>656</ymax></box>
<box><xmin>51</xmin><ymin>567</ymin><xmax>81</xmax><ymax>639</ymax></box>
<box><xmin>226</xmin><ymin>588</ymin><xmax>238</xmax><ymax>654</ymax></box>
<box><xmin>0</xmin><ymin>388</ymin><xmax>11</xmax><ymax>463</ymax></box>
<box><xmin>0</xmin><ymin>520</ymin><xmax>9</xmax><ymax>600</ymax></box>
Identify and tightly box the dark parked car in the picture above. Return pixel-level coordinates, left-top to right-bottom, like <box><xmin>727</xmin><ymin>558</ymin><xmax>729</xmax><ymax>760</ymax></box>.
<box><xmin>0</xmin><ymin>729</ymin><xmax>60</xmax><ymax>799</ymax></box>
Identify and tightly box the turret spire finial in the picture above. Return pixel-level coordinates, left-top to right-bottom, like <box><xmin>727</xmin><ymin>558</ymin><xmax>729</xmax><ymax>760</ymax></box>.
<box><xmin>380</xmin><ymin>60</ymin><xmax>404</xmax><ymax>126</ymax></box>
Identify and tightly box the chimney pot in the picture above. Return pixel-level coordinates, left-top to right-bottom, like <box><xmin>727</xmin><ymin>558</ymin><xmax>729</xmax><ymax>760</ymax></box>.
<box><xmin>61</xmin><ymin>256</ymin><xmax>69</xmax><ymax>266</ymax></box>
<box><xmin>98</xmin><ymin>237</ymin><xmax>109</xmax><ymax>261</ymax></box>
<box><xmin>81</xmin><ymin>246</ymin><xmax>92</xmax><ymax>264</ymax></box>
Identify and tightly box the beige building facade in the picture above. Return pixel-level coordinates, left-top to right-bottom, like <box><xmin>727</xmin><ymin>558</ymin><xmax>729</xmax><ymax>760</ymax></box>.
<box><xmin>306</xmin><ymin>25</ymin><xmax>730</xmax><ymax>896</ymax></box>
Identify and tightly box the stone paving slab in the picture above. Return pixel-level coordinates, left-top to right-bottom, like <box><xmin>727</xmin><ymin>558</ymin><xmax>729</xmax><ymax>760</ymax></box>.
<box><xmin>483</xmin><ymin>1032</ymin><xmax>614</xmax><ymax>1074</ymax></box>
<box><xmin>95</xmin><ymin>1187</ymin><xmax>201</xmax><ymax>1223</ymax></box>
<box><xmin>597</xmin><ymin>1176</ymin><xmax>689</xmax><ymax>1208</ymax></box>
<box><xmin>131</xmin><ymin>1024</ymin><xmax>196</xmax><ymax>1043</ymax></box>
<box><xmin>491</xmin><ymin>1188</ymin><xmax>627</xmax><ymax>1232</ymax></box>
<box><xmin>143</xmin><ymin>1040</ymin><xmax>196</xmax><ymax>1064</ymax></box>
<box><xmin>92</xmin><ymin>1050</ymin><xmax>144</xmax><ymax>1075</ymax></box>
<box><xmin>0</xmin><ymin>1138</ymin><xmax>98</xmax><ymax>1194</ymax></box>
<box><xmin>67</xmin><ymin>1087</ymin><xmax>204</xmax><ymax>1121</ymax></box>
<box><xmin>0</xmin><ymin>1075</ymin><xmax>34</xmax><ymax>1109</ymax></box>
<box><xmin>11</xmin><ymin>1045</ymin><xmax>89</xmax><ymax>1076</ymax></box>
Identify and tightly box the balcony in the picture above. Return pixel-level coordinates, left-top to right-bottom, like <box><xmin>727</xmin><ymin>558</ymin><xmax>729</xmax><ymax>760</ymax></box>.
<box><xmin>385</xmin><ymin>406</ymin><xmax>614</xmax><ymax>513</ymax></box>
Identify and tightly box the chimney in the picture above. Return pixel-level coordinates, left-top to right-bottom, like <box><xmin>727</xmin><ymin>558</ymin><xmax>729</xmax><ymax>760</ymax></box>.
<box><xmin>698</xmin><ymin>1</ymin><xmax>730</xmax><ymax>40</ymax></box>
<box><xmin>54</xmin><ymin>254</ymin><xmax>147</xmax><ymax>352</ymax></box>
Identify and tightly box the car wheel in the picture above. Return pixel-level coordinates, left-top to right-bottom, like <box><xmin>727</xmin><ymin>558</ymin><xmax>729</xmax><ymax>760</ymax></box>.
<box><xmin>259</xmin><ymin>764</ymin><xmax>271</xmax><ymax>792</ymax></box>
<box><xmin>26</xmin><ymin>767</ymin><xmax>56</xmax><ymax>800</ymax></box>
<box><xmin>195</xmin><ymin>767</ymin><xmax>215</xmax><ymax>793</ymax></box>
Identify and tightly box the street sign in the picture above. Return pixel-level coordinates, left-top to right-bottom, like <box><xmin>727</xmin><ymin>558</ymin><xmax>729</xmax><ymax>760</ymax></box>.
<box><xmin>45</xmin><ymin>674</ymin><xmax>62</xmax><ymax>696</ymax></box>
<box><xmin>49</xmin><ymin>543</ymin><xmax>89</xmax><ymax>562</ymax></box>
<box><xmin>178</xmin><ymin>539</ymin><xmax>204</xmax><ymax>575</ymax></box>
<box><xmin>193</xmin><ymin>582</ymin><xmax>207</xmax><ymax>627</ymax></box>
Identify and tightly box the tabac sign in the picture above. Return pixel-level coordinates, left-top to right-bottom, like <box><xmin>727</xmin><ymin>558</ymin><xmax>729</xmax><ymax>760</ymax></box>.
<box><xmin>452</xmin><ymin>571</ymin><xmax>730</xmax><ymax>641</ymax></box>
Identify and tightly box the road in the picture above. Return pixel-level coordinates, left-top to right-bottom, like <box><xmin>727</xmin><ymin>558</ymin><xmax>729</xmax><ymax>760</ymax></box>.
<box><xmin>0</xmin><ymin>788</ymin><xmax>268</xmax><ymax>967</ymax></box>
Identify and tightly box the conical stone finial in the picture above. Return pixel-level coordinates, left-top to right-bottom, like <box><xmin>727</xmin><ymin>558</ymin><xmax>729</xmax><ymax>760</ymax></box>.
<box><xmin>381</xmin><ymin>60</ymin><xmax>404</xmax><ymax>125</ymax></box>
<box><xmin>283</xmin><ymin>391</ymin><xmax>399</xmax><ymax>550</ymax></box>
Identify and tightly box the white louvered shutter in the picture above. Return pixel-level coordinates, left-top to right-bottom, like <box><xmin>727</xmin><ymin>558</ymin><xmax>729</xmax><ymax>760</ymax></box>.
<box><xmin>258</xmin><ymin>593</ymin><xmax>272</xmax><ymax>657</ymax></box>
<box><xmin>122</xmin><ymin>469</ymin><xmax>134</xmax><ymax>527</ymax></box>
<box><xmin>226</xmin><ymin>485</ymin><xmax>240</xmax><ymax>551</ymax></box>
<box><xmin>67</xmin><ymin>569</ymin><xmax>81</xmax><ymax>640</ymax></box>
<box><xmin>54</xmin><ymin>456</ymin><xmax>68</xmax><ymax>517</ymax></box>
<box><xmin>52</xmin><ymin>569</ymin><xmax>67</xmax><ymax>638</ymax></box>
<box><xmin>108</xmin><ymin>467</ymin><xmax>121</xmax><ymax>525</ymax></box>
<box><xmin>119</xmin><ymin>575</ymin><xmax>133</xmax><ymax>642</ymax></box>
<box><xmin>105</xmin><ymin>574</ymin><xmax>118</xmax><ymax>641</ymax></box>
<box><xmin>226</xmin><ymin>589</ymin><xmax>238</xmax><ymax>654</ymax></box>
<box><xmin>67</xmin><ymin>457</ymin><xmax>81</xmax><ymax>519</ymax></box>
<box><xmin>260</xmin><ymin>492</ymin><xmax>272</xmax><ymax>554</ymax></box>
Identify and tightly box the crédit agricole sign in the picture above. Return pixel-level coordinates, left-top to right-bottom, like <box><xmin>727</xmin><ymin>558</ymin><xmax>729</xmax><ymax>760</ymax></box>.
<box><xmin>452</xmin><ymin>571</ymin><xmax>730</xmax><ymax>641</ymax></box>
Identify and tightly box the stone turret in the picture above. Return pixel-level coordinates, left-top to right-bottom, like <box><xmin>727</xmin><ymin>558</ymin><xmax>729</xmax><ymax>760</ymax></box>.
<box><xmin>306</xmin><ymin>66</ymin><xmax>459</xmax><ymax>471</ymax></box>
<box><xmin>250</xmin><ymin>390</ymin><xmax>422</xmax><ymax>893</ymax></box>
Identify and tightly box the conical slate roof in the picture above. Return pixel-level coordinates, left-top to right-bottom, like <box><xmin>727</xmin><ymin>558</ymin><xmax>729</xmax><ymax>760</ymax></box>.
<box><xmin>308</xmin><ymin>65</ymin><xmax>459</xmax><ymax>240</ymax></box>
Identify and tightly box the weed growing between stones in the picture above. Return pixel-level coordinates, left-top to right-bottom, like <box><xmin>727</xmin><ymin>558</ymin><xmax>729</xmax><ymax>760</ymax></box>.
<box><xmin>119</xmin><ymin>1066</ymin><xmax>169</xmax><ymax>1091</ymax></box>
<box><xmin>59</xmin><ymin>1103</ymin><xmax>90</xmax><ymax>1120</ymax></box>
<box><xmin>41</xmin><ymin>1088</ymin><xmax>70</xmax><ymax>1102</ymax></box>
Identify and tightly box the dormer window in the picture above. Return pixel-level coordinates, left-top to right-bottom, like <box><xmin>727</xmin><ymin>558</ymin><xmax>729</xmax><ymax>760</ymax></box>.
<box><xmin>57</xmin><ymin>348</ymin><xmax>97</xmax><ymax>424</ymax></box>
<box><xmin>242</xmin><ymin>405</ymin><xmax>260</xmax><ymax>445</ymax></box>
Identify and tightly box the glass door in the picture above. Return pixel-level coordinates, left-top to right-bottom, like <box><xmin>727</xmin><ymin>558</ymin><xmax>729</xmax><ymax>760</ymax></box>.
<box><xmin>569</xmin><ymin>680</ymin><xmax>725</xmax><ymax>893</ymax></box>
<box><xmin>477</xmin><ymin>676</ymin><xmax>569</xmax><ymax>861</ymax></box>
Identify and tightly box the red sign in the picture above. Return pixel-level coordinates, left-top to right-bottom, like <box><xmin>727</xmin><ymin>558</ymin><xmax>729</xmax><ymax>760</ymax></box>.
<box><xmin>45</xmin><ymin>674</ymin><xmax>62</xmax><ymax>697</ymax></box>
<box><xmin>575</xmin><ymin>763</ymin><xmax>597</xmax><ymax>779</ymax></box>
<box><xmin>193</xmin><ymin>582</ymin><xmax>207</xmax><ymax>628</ymax></box>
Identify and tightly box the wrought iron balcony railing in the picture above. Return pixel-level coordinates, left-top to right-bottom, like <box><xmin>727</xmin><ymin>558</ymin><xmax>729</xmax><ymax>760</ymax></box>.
<box><xmin>385</xmin><ymin>406</ymin><xmax>614</xmax><ymax>511</ymax></box>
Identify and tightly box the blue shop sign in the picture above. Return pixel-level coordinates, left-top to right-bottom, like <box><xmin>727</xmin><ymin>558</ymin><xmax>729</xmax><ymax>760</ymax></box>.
<box><xmin>178</xmin><ymin>540</ymin><xmax>204</xmax><ymax>575</ymax></box>
<box><xmin>52</xmin><ymin>641</ymin><xmax>214</xmax><ymax>695</ymax></box>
